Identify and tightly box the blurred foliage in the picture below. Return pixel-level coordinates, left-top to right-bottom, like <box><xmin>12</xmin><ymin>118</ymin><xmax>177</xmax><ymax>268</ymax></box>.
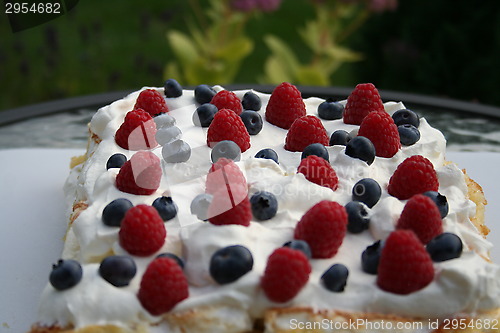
<box><xmin>165</xmin><ymin>0</ymin><xmax>253</xmax><ymax>84</ymax></box>
<box><xmin>261</xmin><ymin>1</ymin><xmax>366</xmax><ymax>85</ymax></box>
<box><xmin>0</xmin><ymin>0</ymin><xmax>499</xmax><ymax>112</ymax></box>
<box><xmin>166</xmin><ymin>0</ymin><xmax>375</xmax><ymax>86</ymax></box>
<box><xmin>0</xmin><ymin>0</ymin><xmax>183</xmax><ymax>110</ymax></box>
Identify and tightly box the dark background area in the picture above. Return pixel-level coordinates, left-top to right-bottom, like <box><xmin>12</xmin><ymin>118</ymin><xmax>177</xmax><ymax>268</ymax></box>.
<box><xmin>352</xmin><ymin>0</ymin><xmax>500</xmax><ymax>107</ymax></box>
<box><xmin>1</xmin><ymin>0</ymin><xmax>499</xmax><ymax>111</ymax></box>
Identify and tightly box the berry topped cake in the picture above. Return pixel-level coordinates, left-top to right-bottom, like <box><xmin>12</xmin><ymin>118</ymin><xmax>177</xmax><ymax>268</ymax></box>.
<box><xmin>30</xmin><ymin>80</ymin><xmax>500</xmax><ymax>333</ymax></box>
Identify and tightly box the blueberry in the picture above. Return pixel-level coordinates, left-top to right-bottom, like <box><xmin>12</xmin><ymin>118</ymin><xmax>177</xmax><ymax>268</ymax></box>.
<box><xmin>209</xmin><ymin>245</ymin><xmax>254</xmax><ymax>284</ymax></box>
<box><xmin>361</xmin><ymin>240</ymin><xmax>382</xmax><ymax>274</ymax></box>
<box><xmin>162</xmin><ymin>139</ymin><xmax>191</xmax><ymax>163</ymax></box>
<box><xmin>164</xmin><ymin>78</ymin><xmax>183</xmax><ymax>98</ymax></box>
<box><xmin>154</xmin><ymin>113</ymin><xmax>176</xmax><ymax>129</ymax></box>
<box><xmin>242</xmin><ymin>91</ymin><xmax>261</xmax><ymax>111</ymax></box>
<box><xmin>211</xmin><ymin>140</ymin><xmax>241</xmax><ymax>162</ymax></box>
<box><xmin>152</xmin><ymin>196</ymin><xmax>178</xmax><ymax>221</ymax></box>
<box><xmin>193</xmin><ymin>103</ymin><xmax>218</xmax><ymax>127</ymax></box>
<box><xmin>155</xmin><ymin>126</ymin><xmax>182</xmax><ymax>146</ymax></box>
<box><xmin>283</xmin><ymin>240</ymin><xmax>312</xmax><ymax>259</ymax></box>
<box><xmin>352</xmin><ymin>178</ymin><xmax>381</xmax><ymax>208</ymax></box>
<box><xmin>49</xmin><ymin>259</ymin><xmax>83</xmax><ymax>290</ymax></box>
<box><xmin>240</xmin><ymin>110</ymin><xmax>263</xmax><ymax>135</ymax></box>
<box><xmin>157</xmin><ymin>252</ymin><xmax>185</xmax><ymax>269</ymax></box>
<box><xmin>423</xmin><ymin>191</ymin><xmax>449</xmax><ymax>218</ymax></box>
<box><xmin>345</xmin><ymin>201</ymin><xmax>370</xmax><ymax>233</ymax></box>
<box><xmin>398</xmin><ymin>124</ymin><xmax>420</xmax><ymax>146</ymax></box>
<box><xmin>254</xmin><ymin>148</ymin><xmax>279</xmax><ymax>164</ymax></box>
<box><xmin>99</xmin><ymin>255</ymin><xmax>137</xmax><ymax>287</ymax></box>
<box><xmin>321</xmin><ymin>263</ymin><xmax>349</xmax><ymax>292</ymax></box>
<box><xmin>392</xmin><ymin>109</ymin><xmax>420</xmax><ymax>127</ymax></box>
<box><xmin>250</xmin><ymin>191</ymin><xmax>278</xmax><ymax>221</ymax></box>
<box><xmin>106</xmin><ymin>153</ymin><xmax>127</xmax><ymax>170</ymax></box>
<box><xmin>194</xmin><ymin>84</ymin><xmax>216</xmax><ymax>105</ymax></box>
<box><xmin>190</xmin><ymin>193</ymin><xmax>213</xmax><ymax>220</ymax></box>
<box><xmin>318</xmin><ymin>99</ymin><xmax>344</xmax><ymax>120</ymax></box>
<box><xmin>345</xmin><ymin>136</ymin><xmax>376</xmax><ymax>165</ymax></box>
<box><xmin>102</xmin><ymin>198</ymin><xmax>134</xmax><ymax>227</ymax></box>
<box><xmin>329</xmin><ymin>130</ymin><xmax>352</xmax><ymax>146</ymax></box>
<box><xmin>301</xmin><ymin>143</ymin><xmax>329</xmax><ymax>161</ymax></box>
<box><xmin>426</xmin><ymin>232</ymin><xmax>463</xmax><ymax>262</ymax></box>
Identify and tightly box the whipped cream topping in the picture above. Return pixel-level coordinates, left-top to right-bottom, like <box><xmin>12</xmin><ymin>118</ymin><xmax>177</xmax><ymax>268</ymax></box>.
<box><xmin>38</xmin><ymin>264</ymin><xmax>156</xmax><ymax>328</ymax></box>
<box><xmin>39</xmin><ymin>86</ymin><xmax>500</xmax><ymax>331</ymax></box>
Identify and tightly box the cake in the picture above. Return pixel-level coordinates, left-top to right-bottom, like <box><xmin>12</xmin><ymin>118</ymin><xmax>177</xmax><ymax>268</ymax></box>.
<box><xmin>30</xmin><ymin>81</ymin><xmax>500</xmax><ymax>333</ymax></box>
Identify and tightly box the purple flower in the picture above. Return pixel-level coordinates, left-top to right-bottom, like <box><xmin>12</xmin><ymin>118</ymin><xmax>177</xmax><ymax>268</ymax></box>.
<box><xmin>231</xmin><ymin>0</ymin><xmax>259</xmax><ymax>12</ymax></box>
<box><xmin>231</xmin><ymin>0</ymin><xmax>282</xmax><ymax>12</ymax></box>
<box><xmin>337</xmin><ymin>0</ymin><xmax>365</xmax><ymax>4</ymax></box>
<box><xmin>369</xmin><ymin>0</ymin><xmax>398</xmax><ymax>12</ymax></box>
<box><xmin>256</xmin><ymin>0</ymin><xmax>282</xmax><ymax>12</ymax></box>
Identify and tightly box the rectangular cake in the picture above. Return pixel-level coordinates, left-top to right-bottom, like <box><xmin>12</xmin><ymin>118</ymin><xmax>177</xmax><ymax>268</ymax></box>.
<box><xmin>31</xmin><ymin>81</ymin><xmax>500</xmax><ymax>333</ymax></box>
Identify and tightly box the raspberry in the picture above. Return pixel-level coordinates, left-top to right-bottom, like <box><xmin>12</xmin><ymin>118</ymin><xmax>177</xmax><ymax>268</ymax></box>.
<box><xmin>115</xmin><ymin>109</ymin><xmax>158</xmax><ymax>150</ymax></box>
<box><xmin>134</xmin><ymin>89</ymin><xmax>169</xmax><ymax>117</ymax></box>
<box><xmin>207</xmin><ymin>109</ymin><xmax>251</xmax><ymax>152</ymax></box>
<box><xmin>116</xmin><ymin>151</ymin><xmax>162</xmax><ymax>195</ymax></box>
<box><xmin>261</xmin><ymin>247</ymin><xmax>311</xmax><ymax>303</ymax></box>
<box><xmin>294</xmin><ymin>201</ymin><xmax>347</xmax><ymax>258</ymax></box>
<box><xmin>210</xmin><ymin>90</ymin><xmax>243</xmax><ymax>115</ymax></box>
<box><xmin>205</xmin><ymin>158</ymin><xmax>247</xmax><ymax>195</ymax></box>
<box><xmin>138</xmin><ymin>257</ymin><xmax>189</xmax><ymax>315</ymax></box>
<box><xmin>377</xmin><ymin>230</ymin><xmax>434</xmax><ymax>295</ymax></box>
<box><xmin>208</xmin><ymin>183</ymin><xmax>251</xmax><ymax>227</ymax></box>
<box><xmin>118</xmin><ymin>205</ymin><xmax>166</xmax><ymax>256</ymax></box>
<box><xmin>343</xmin><ymin>83</ymin><xmax>384</xmax><ymax>125</ymax></box>
<box><xmin>358</xmin><ymin>110</ymin><xmax>401</xmax><ymax>158</ymax></box>
<box><xmin>297</xmin><ymin>155</ymin><xmax>338</xmax><ymax>190</ymax></box>
<box><xmin>284</xmin><ymin>115</ymin><xmax>329</xmax><ymax>152</ymax></box>
<box><xmin>388</xmin><ymin>155</ymin><xmax>439</xmax><ymax>200</ymax></box>
<box><xmin>396</xmin><ymin>194</ymin><xmax>443</xmax><ymax>244</ymax></box>
<box><xmin>265</xmin><ymin>82</ymin><xmax>306</xmax><ymax>129</ymax></box>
